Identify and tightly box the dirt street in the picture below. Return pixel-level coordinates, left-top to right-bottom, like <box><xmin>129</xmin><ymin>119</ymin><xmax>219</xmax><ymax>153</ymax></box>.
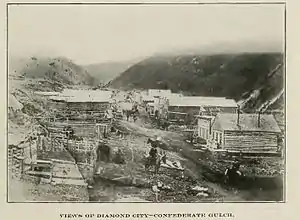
<box><xmin>88</xmin><ymin>111</ymin><xmax>283</xmax><ymax>202</ymax></box>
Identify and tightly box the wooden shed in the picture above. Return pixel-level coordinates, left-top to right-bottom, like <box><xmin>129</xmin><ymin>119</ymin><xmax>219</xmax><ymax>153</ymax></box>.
<box><xmin>209</xmin><ymin>112</ymin><xmax>281</xmax><ymax>153</ymax></box>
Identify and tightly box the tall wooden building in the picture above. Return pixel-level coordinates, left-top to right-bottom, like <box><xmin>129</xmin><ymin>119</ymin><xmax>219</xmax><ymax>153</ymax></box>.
<box><xmin>168</xmin><ymin>96</ymin><xmax>238</xmax><ymax>123</ymax></box>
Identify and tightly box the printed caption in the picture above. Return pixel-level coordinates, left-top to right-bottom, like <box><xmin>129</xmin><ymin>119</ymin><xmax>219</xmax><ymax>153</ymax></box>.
<box><xmin>60</xmin><ymin>212</ymin><xmax>235</xmax><ymax>219</ymax></box>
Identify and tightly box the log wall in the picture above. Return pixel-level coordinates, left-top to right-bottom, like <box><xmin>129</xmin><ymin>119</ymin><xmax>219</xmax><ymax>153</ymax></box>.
<box><xmin>224</xmin><ymin>131</ymin><xmax>279</xmax><ymax>152</ymax></box>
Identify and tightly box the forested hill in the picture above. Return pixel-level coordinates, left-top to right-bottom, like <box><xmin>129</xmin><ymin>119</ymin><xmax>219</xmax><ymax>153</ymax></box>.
<box><xmin>110</xmin><ymin>53</ymin><xmax>284</xmax><ymax>110</ymax></box>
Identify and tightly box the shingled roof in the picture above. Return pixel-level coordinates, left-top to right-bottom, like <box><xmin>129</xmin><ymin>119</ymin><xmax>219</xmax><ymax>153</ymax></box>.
<box><xmin>212</xmin><ymin>113</ymin><xmax>281</xmax><ymax>133</ymax></box>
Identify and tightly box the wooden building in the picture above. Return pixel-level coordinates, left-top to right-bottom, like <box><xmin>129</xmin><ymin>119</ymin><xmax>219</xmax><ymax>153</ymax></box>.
<box><xmin>65</xmin><ymin>97</ymin><xmax>111</xmax><ymax>112</ymax></box>
<box><xmin>168</xmin><ymin>96</ymin><xmax>238</xmax><ymax>123</ymax></box>
<box><xmin>197</xmin><ymin>115</ymin><xmax>215</xmax><ymax>141</ymax></box>
<box><xmin>49</xmin><ymin>89</ymin><xmax>112</xmax><ymax>113</ymax></box>
<box><xmin>207</xmin><ymin>112</ymin><xmax>281</xmax><ymax>153</ymax></box>
<box><xmin>142</xmin><ymin>94</ymin><xmax>155</xmax><ymax>105</ymax></box>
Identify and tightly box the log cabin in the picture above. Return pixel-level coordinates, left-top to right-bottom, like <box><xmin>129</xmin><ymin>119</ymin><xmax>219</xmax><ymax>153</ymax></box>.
<box><xmin>49</xmin><ymin>89</ymin><xmax>112</xmax><ymax>112</ymax></box>
<box><xmin>65</xmin><ymin>96</ymin><xmax>111</xmax><ymax>112</ymax></box>
<box><xmin>208</xmin><ymin>112</ymin><xmax>281</xmax><ymax>153</ymax></box>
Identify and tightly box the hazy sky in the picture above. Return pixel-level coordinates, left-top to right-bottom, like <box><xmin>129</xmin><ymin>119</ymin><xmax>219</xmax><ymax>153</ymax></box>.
<box><xmin>8</xmin><ymin>4</ymin><xmax>284</xmax><ymax>65</ymax></box>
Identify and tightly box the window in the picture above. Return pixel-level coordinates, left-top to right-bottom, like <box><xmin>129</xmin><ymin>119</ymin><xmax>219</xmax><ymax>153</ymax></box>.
<box><xmin>220</xmin><ymin>133</ymin><xmax>223</xmax><ymax>144</ymax></box>
<box><xmin>200</xmin><ymin>127</ymin><xmax>203</xmax><ymax>137</ymax></box>
<box><xmin>216</xmin><ymin>133</ymin><xmax>219</xmax><ymax>141</ymax></box>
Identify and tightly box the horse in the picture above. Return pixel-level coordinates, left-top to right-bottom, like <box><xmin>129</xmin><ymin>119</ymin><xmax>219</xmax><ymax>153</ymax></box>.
<box><xmin>223</xmin><ymin>165</ymin><xmax>244</xmax><ymax>187</ymax></box>
<box><xmin>124</xmin><ymin>108</ymin><xmax>139</xmax><ymax>121</ymax></box>
<box><xmin>159</xmin><ymin>119</ymin><xmax>170</xmax><ymax>131</ymax></box>
<box><xmin>144</xmin><ymin>154</ymin><xmax>164</xmax><ymax>174</ymax></box>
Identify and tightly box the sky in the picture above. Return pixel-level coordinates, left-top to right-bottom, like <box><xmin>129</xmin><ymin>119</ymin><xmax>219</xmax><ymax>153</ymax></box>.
<box><xmin>8</xmin><ymin>4</ymin><xmax>285</xmax><ymax>65</ymax></box>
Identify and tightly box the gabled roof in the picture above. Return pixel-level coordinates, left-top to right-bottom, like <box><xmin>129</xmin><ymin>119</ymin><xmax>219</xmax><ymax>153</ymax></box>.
<box><xmin>168</xmin><ymin>96</ymin><xmax>237</xmax><ymax>108</ymax></box>
<box><xmin>212</xmin><ymin>113</ymin><xmax>281</xmax><ymax>133</ymax></box>
<box><xmin>55</xmin><ymin>89</ymin><xmax>112</xmax><ymax>103</ymax></box>
<box><xmin>61</xmin><ymin>89</ymin><xmax>112</xmax><ymax>98</ymax></box>
<box><xmin>65</xmin><ymin>96</ymin><xmax>111</xmax><ymax>103</ymax></box>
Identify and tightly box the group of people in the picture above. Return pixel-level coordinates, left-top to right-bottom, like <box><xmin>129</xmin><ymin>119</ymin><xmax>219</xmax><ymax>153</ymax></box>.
<box><xmin>224</xmin><ymin>161</ymin><xmax>243</xmax><ymax>185</ymax></box>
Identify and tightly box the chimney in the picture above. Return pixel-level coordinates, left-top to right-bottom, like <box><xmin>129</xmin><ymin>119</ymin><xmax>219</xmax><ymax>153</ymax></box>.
<box><xmin>258</xmin><ymin>110</ymin><xmax>261</xmax><ymax>127</ymax></box>
<box><xmin>237</xmin><ymin>105</ymin><xmax>240</xmax><ymax>126</ymax></box>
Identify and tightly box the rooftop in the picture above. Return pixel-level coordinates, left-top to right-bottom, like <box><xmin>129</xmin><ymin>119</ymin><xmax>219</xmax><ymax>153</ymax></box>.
<box><xmin>34</xmin><ymin>91</ymin><xmax>60</xmax><ymax>96</ymax></box>
<box><xmin>168</xmin><ymin>96</ymin><xmax>237</xmax><ymax>108</ymax></box>
<box><xmin>196</xmin><ymin>115</ymin><xmax>215</xmax><ymax>120</ymax></box>
<box><xmin>60</xmin><ymin>89</ymin><xmax>112</xmax><ymax>98</ymax></box>
<box><xmin>212</xmin><ymin>113</ymin><xmax>281</xmax><ymax>133</ymax></box>
<box><xmin>148</xmin><ymin>89</ymin><xmax>172</xmax><ymax>97</ymax></box>
<box><xmin>50</xmin><ymin>89</ymin><xmax>112</xmax><ymax>103</ymax></box>
<box><xmin>65</xmin><ymin>96</ymin><xmax>111</xmax><ymax>103</ymax></box>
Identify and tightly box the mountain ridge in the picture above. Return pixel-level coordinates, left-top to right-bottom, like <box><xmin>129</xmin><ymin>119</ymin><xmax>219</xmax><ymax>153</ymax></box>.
<box><xmin>110</xmin><ymin>52</ymin><xmax>284</xmax><ymax>111</ymax></box>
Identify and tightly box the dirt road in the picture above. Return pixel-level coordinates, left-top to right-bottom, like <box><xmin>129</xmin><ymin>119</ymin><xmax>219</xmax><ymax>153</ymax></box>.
<box><xmin>89</xmin><ymin>112</ymin><xmax>283</xmax><ymax>202</ymax></box>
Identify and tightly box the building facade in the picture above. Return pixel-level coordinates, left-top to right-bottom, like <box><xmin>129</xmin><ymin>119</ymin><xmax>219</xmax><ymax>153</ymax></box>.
<box><xmin>208</xmin><ymin>113</ymin><xmax>281</xmax><ymax>153</ymax></box>
<box><xmin>167</xmin><ymin>96</ymin><xmax>238</xmax><ymax>123</ymax></box>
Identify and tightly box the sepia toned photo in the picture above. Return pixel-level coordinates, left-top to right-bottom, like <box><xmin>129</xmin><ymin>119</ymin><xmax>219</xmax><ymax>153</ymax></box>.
<box><xmin>7</xmin><ymin>3</ymin><xmax>285</xmax><ymax>203</ymax></box>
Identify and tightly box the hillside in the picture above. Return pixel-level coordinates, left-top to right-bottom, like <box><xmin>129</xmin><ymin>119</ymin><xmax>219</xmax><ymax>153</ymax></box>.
<box><xmin>111</xmin><ymin>53</ymin><xmax>284</xmax><ymax>111</ymax></box>
<box><xmin>84</xmin><ymin>61</ymin><xmax>137</xmax><ymax>85</ymax></box>
<box><xmin>9</xmin><ymin>56</ymin><xmax>95</xmax><ymax>87</ymax></box>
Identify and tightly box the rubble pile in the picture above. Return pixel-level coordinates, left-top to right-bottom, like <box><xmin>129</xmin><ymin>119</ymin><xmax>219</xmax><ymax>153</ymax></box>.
<box><xmin>144</xmin><ymin>172</ymin><xmax>220</xmax><ymax>202</ymax></box>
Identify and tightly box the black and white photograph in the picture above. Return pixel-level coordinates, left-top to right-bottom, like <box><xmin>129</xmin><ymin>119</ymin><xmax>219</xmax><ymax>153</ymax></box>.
<box><xmin>7</xmin><ymin>3</ymin><xmax>285</xmax><ymax>203</ymax></box>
